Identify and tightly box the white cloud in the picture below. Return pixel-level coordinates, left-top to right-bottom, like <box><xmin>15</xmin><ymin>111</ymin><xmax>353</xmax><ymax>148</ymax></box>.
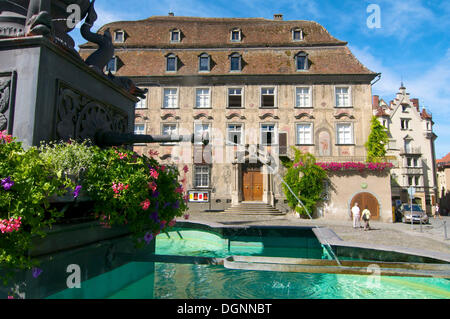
<box><xmin>375</xmin><ymin>0</ymin><xmax>437</xmax><ymax>41</ymax></box>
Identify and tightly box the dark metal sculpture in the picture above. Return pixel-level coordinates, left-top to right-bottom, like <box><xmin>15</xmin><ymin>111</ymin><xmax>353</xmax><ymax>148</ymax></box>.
<box><xmin>80</xmin><ymin>0</ymin><xmax>148</xmax><ymax>99</ymax></box>
<box><xmin>80</xmin><ymin>0</ymin><xmax>113</xmax><ymax>73</ymax></box>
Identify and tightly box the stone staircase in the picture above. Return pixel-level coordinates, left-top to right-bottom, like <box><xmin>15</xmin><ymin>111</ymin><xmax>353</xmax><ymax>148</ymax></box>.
<box><xmin>223</xmin><ymin>202</ymin><xmax>285</xmax><ymax>215</ymax></box>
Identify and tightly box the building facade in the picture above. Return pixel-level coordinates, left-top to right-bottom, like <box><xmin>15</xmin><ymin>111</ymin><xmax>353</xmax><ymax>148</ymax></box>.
<box><xmin>437</xmin><ymin>153</ymin><xmax>450</xmax><ymax>215</ymax></box>
<box><xmin>80</xmin><ymin>14</ymin><xmax>394</xmax><ymax>220</ymax></box>
<box><xmin>373</xmin><ymin>85</ymin><xmax>438</xmax><ymax>214</ymax></box>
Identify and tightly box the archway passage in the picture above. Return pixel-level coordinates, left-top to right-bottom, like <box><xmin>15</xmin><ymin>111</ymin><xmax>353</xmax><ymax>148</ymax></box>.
<box><xmin>350</xmin><ymin>192</ymin><xmax>380</xmax><ymax>221</ymax></box>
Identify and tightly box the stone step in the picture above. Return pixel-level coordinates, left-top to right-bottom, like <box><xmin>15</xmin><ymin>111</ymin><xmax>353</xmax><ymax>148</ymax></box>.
<box><xmin>224</xmin><ymin>203</ymin><xmax>285</xmax><ymax>215</ymax></box>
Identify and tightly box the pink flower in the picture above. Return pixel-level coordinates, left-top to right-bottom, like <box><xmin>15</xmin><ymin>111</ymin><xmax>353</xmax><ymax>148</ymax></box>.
<box><xmin>183</xmin><ymin>165</ymin><xmax>189</xmax><ymax>173</ymax></box>
<box><xmin>149</xmin><ymin>169</ymin><xmax>159</xmax><ymax>180</ymax></box>
<box><xmin>148</xmin><ymin>181</ymin><xmax>157</xmax><ymax>192</ymax></box>
<box><xmin>183</xmin><ymin>194</ymin><xmax>189</xmax><ymax>203</ymax></box>
<box><xmin>175</xmin><ymin>185</ymin><xmax>184</xmax><ymax>194</ymax></box>
<box><xmin>0</xmin><ymin>131</ymin><xmax>12</xmax><ymax>143</ymax></box>
<box><xmin>140</xmin><ymin>199</ymin><xmax>151</xmax><ymax>211</ymax></box>
<box><xmin>183</xmin><ymin>214</ymin><xmax>190</xmax><ymax>220</ymax></box>
<box><xmin>169</xmin><ymin>219</ymin><xmax>176</xmax><ymax>227</ymax></box>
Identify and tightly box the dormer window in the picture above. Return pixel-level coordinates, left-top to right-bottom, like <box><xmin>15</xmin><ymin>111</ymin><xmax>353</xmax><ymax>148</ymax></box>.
<box><xmin>230</xmin><ymin>28</ymin><xmax>241</xmax><ymax>42</ymax></box>
<box><xmin>170</xmin><ymin>29</ymin><xmax>181</xmax><ymax>43</ymax></box>
<box><xmin>292</xmin><ymin>28</ymin><xmax>303</xmax><ymax>41</ymax></box>
<box><xmin>106</xmin><ymin>56</ymin><xmax>117</xmax><ymax>73</ymax></box>
<box><xmin>166</xmin><ymin>53</ymin><xmax>178</xmax><ymax>72</ymax></box>
<box><xmin>229</xmin><ymin>52</ymin><xmax>242</xmax><ymax>72</ymax></box>
<box><xmin>198</xmin><ymin>53</ymin><xmax>211</xmax><ymax>72</ymax></box>
<box><xmin>114</xmin><ymin>30</ymin><xmax>125</xmax><ymax>43</ymax></box>
<box><xmin>295</xmin><ymin>51</ymin><xmax>309</xmax><ymax>71</ymax></box>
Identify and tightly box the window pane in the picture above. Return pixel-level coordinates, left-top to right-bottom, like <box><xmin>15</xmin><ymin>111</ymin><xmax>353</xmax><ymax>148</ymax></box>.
<box><xmin>296</xmin><ymin>87</ymin><xmax>310</xmax><ymax>107</ymax></box>
<box><xmin>231</xmin><ymin>31</ymin><xmax>240</xmax><ymax>41</ymax></box>
<box><xmin>297</xmin><ymin>124</ymin><xmax>312</xmax><ymax>144</ymax></box>
<box><xmin>227</xmin><ymin>124</ymin><xmax>242</xmax><ymax>145</ymax></box>
<box><xmin>115</xmin><ymin>32</ymin><xmax>123</xmax><ymax>42</ymax></box>
<box><xmin>195</xmin><ymin>166</ymin><xmax>209</xmax><ymax>187</ymax></box>
<box><xmin>261</xmin><ymin>88</ymin><xmax>275</xmax><ymax>107</ymax></box>
<box><xmin>171</xmin><ymin>31</ymin><xmax>179</xmax><ymax>42</ymax></box>
<box><xmin>336</xmin><ymin>87</ymin><xmax>350</xmax><ymax>107</ymax></box>
<box><xmin>136</xmin><ymin>95</ymin><xmax>147</xmax><ymax>109</ymax></box>
<box><xmin>196</xmin><ymin>88</ymin><xmax>210</xmax><ymax>108</ymax></box>
<box><xmin>106</xmin><ymin>57</ymin><xmax>116</xmax><ymax>72</ymax></box>
<box><xmin>134</xmin><ymin>124</ymin><xmax>145</xmax><ymax>135</ymax></box>
<box><xmin>337</xmin><ymin>124</ymin><xmax>352</xmax><ymax>144</ymax></box>
<box><xmin>231</xmin><ymin>56</ymin><xmax>240</xmax><ymax>71</ymax></box>
<box><xmin>297</xmin><ymin>56</ymin><xmax>307</xmax><ymax>70</ymax></box>
<box><xmin>293</xmin><ymin>30</ymin><xmax>301</xmax><ymax>40</ymax></box>
<box><xmin>163</xmin><ymin>89</ymin><xmax>177</xmax><ymax>108</ymax></box>
<box><xmin>167</xmin><ymin>57</ymin><xmax>176</xmax><ymax>71</ymax></box>
<box><xmin>199</xmin><ymin>56</ymin><xmax>209</xmax><ymax>71</ymax></box>
<box><xmin>162</xmin><ymin>124</ymin><xmax>177</xmax><ymax>135</ymax></box>
<box><xmin>261</xmin><ymin>125</ymin><xmax>276</xmax><ymax>145</ymax></box>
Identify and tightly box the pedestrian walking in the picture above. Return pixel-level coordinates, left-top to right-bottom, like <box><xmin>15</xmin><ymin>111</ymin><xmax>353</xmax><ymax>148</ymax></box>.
<box><xmin>362</xmin><ymin>206</ymin><xmax>371</xmax><ymax>231</ymax></box>
<box><xmin>434</xmin><ymin>203</ymin><xmax>441</xmax><ymax>219</ymax></box>
<box><xmin>351</xmin><ymin>202</ymin><xmax>361</xmax><ymax>229</ymax></box>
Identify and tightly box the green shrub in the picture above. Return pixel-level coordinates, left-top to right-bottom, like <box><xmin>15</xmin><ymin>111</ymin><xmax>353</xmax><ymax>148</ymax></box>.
<box><xmin>0</xmin><ymin>135</ymin><xmax>187</xmax><ymax>282</ymax></box>
<box><xmin>282</xmin><ymin>147</ymin><xmax>327</xmax><ymax>217</ymax></box>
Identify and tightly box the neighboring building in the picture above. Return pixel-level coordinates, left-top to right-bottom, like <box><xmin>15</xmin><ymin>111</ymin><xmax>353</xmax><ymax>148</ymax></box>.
<box><xmin>80</xmin><ymin>14</ymin><xmax>393</xmax><ymax>221</ymax></box>
<box><xmin>373</xmin><ymin>85</ymin><xmax>438</xmax><ymax>214</ymax></box>
<box><xmin>437</xmin><ymin>153</ymin><xmax>450</xmax><ymax>215</ymax></box>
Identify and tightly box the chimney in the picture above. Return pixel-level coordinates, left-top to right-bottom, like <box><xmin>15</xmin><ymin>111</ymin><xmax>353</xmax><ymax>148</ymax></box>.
<box><xmin>273</xmin><ymin>14</ymin><xmax>283</xmax><ymax>21</ymax></box>
<box><xmin>168</xmin><ymin>12</ymin><xmax>174</xmax><ymax>16</ymax></box>
<box><xmin>372</xmin><ymin>95</ymin><xmax>379</xmax><ymax>108</ymax></box>
<box><xmin>411</xmin><ymin>98</ymin><xmax>419</xmax><ymax>111</ymax></box>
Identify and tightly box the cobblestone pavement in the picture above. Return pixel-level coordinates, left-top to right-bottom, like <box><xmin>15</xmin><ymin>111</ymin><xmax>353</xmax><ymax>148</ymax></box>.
<box><xmin>185</xmin><ymin>210</ymin><xmax>450</xmax><ymax>256</ymax></box>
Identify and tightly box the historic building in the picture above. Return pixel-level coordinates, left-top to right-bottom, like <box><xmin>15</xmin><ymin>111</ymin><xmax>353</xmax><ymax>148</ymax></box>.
<box><xmin>373</xmin><ymin>85</ymin><xmax>438</xmax><ymax>214</ymax></box>
<box><xmin>80</xmin><ymin>14</ymin><xmax>394</xmax><ymax>221</ymax></box>
<box><xmin>437</xmin><ymin>153</ymin><xmax>450</xmax><ymax>215</ymax></box>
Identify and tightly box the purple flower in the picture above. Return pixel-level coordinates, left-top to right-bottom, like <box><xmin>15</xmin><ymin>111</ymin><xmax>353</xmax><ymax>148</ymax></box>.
<box><xmin>73</xmin><ymin>185</ymin><xmax>82</xmax><ymax>198</ymax></box>
<box><xmin>1</xmin><ymin>177</ymin><xmax>14</xmax><ymax>190</ymax></box>
<box><xmin>144</xmin><ymin>232</ymin><xmax>154</xmax><ymax>245</ymax></box>
<box><xmin>163</xmin><ymin>202</ymin><xmax>171</xmax><ymax>209</ymax></box>
<box><xmin>151</xmin><ymin>190</ymin><xmax>160</xmax><ymax>198</ymax></box>
<box><xmin>172</xmin><ymin>200</ymin><xmax>180</xmax><ymax>210</ymax></box>
<box><xmin>149</xmin><ymin>211</ymin><xmax>159</xmax><ymax>223</ymax></box>
<box><xmin>32</xmin><ymin>267</ymin><xmax>43</xmax><ymax>278</ymax></box>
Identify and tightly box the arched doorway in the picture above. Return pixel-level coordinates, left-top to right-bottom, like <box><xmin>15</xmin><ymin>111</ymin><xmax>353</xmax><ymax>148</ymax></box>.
<box><xmin>350</xmin><ymin>192</ymin><xmax>380</xmax><ymax>221</ymax></box>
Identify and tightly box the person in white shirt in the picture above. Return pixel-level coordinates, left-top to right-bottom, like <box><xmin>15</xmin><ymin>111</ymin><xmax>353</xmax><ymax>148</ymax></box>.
<box><xmin>434</xmin><ymin>203</ymin><xmax>441</xmax><ymax>219</ymax></box>
<box><xmin>351</xmin><ymin>202</ymin><xmax>361</xmax><ymax>229</ymax></box>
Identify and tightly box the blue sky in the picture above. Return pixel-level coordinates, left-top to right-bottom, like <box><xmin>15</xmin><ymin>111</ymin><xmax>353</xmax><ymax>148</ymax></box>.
<box><xmin>71</xmin><ymin>0</ymin><xmax>450</xmax><ymax>159</ymax></box>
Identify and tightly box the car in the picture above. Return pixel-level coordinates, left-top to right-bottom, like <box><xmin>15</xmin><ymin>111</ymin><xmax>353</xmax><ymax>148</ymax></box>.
<box><xmin>398</xmin><ymin>204</ymin><xmax>429</xmax><ymax>224</ymax></box>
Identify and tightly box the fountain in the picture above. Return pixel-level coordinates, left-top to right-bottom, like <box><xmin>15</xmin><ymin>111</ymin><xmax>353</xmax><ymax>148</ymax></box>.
<box><xmin>0</xmin><ymin>0</ymin><xmax>207</xmax><ymax>299</ymax></box>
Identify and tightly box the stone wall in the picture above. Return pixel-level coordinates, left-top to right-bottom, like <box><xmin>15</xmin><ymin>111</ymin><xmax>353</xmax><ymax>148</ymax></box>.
<box><xmin>318</xmin><ymin>170</ymin><xmax>393</xmax><ymax>223</ymax></box>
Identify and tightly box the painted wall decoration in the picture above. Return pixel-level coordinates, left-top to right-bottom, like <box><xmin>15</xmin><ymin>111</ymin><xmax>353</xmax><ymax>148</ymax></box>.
<box><xmin>318</xmin><ymin>130</ymin><xmax>331</xmax><ymax>156</ymax></box>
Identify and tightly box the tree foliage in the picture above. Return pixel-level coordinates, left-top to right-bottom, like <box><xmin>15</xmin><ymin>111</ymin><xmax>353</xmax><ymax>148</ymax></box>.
<box><xmin>365</xmin><ymin>116</ymin><xmax>389</xmax><ymax>163</ymax></box>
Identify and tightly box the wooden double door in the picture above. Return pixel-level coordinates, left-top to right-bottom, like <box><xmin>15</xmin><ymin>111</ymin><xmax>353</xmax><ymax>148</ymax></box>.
<box><xmin>242</xmin><ymin>167</ymin><xmax>263</xmax><ymax>201</ymax></box>
<box><xmin>350</xmin><ymin>192</ymin><xmax>380</xmax><ymax>220</ymax></box>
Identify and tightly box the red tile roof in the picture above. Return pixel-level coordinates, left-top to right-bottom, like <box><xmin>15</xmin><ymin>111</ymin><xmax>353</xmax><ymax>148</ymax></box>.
<box><xmin>437</xmin><ymin>153</ymin><xmax>450</xmax><ymax>166</ymax></box>
<box><xmin>420</xmin><ymin>108</ymin><xmax>432</xmax><ymax>120</ymax></box>
<box><xmin>78</xmin><ymin>16</ymin><xmax>377</xmax><ymax>77</ymax></box>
